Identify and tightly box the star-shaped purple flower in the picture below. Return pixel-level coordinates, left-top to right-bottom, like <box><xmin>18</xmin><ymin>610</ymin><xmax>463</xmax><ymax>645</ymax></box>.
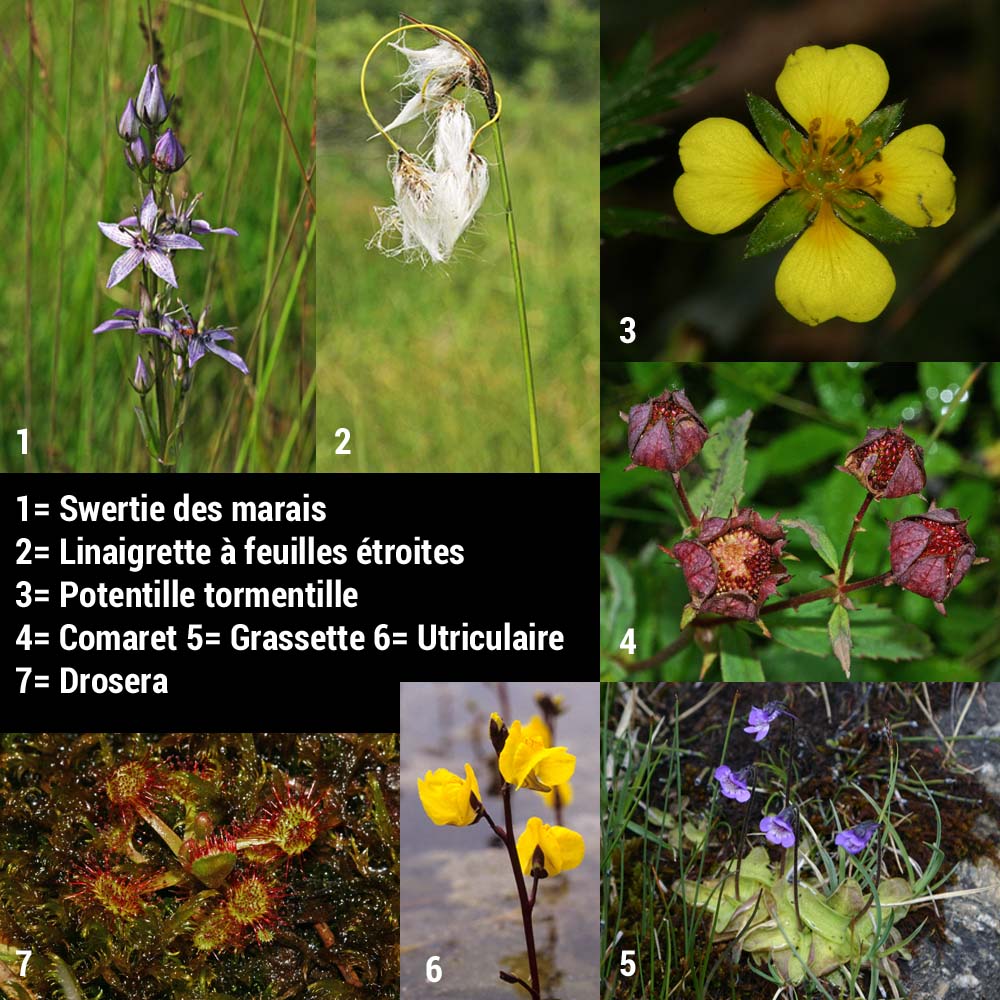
<box><xmin>98</xmin><ymin>191</ymin><xmax>203</xmax><ymax>289</ymax></box>
<box><xmin>759</xmin><ymin>806</ymin><xmax>796</xmax><ymax>848</ymax></box>
<box><xmin>744</xmin><ymin>701</ymin><xmax>790</xmax><ymax>742</ymax></box>
<box><xmin>139</xmin><ymin>310</ymin><xmax>249</xmax><ymax>376</ymax></box>
<box><xmin>93</xmin><ymin>308</ymin><xmax>141</xmax><ymax>335</ymax></box>
<box><xmin>713</xmin><ymin>765</ymin><xmax>752</xmax><ymax>803</ymax></box>
<box><xmin>164</xmin><ymin>193</ymin><xmax>239</xmax><ymax>238</ymax></box>
<box><xmin>835</xmin><ymin>821</ymin><xmax>880</xmax><ymax>856</ymax></box>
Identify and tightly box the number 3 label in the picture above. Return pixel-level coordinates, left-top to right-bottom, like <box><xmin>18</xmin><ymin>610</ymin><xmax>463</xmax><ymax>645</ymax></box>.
<box><xmin>619</xmin><ymin>317</ymin><xmax>636</xmax><ymax>344</ymax></box>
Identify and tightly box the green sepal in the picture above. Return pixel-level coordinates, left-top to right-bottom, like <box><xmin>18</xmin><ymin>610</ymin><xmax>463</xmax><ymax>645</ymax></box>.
<box><xmin>855</xmin><ymin>101</ymin><xmax>905</xmax><ymax>164</ymax></box>
<box><xmin>833</xmin><ymin>192</ymin><xmax>916</xmax><ymax>243</ymax></box>
<box><xmin>746</xmin><ymin>92</ymin><xmax>802</xmax><ymax>170</ymax></box>
<box><xmin>744</xmin><ymin>189</ymin><xmax>815</xmax><ymax>258</ymax></box>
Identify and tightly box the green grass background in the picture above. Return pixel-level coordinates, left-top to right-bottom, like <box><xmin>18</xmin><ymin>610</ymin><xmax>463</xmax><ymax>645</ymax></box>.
<box><xmin>316</xmin><ymin>2</ymin><xmax>599</xmax><ymax>471</ymax></box>
<box><xmin>0</xmin><ymin>0</ymin><xmax>315</xmax><ymax>472</ymax></box>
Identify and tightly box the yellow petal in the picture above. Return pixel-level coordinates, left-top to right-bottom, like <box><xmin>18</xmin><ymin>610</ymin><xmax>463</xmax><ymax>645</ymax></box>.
<box><xmin>545</xmin><ymin>824</ymin><xmax>585</xmax><ymax>874</ymax></box>
<box><xmin>673</xmin><ymin>118</ymin><xmax>787</xmax><ymax>234</ymax></box>
<box><xmin>499</xmin><ymin>720</ymin><xmax>576</xmax><ymax>791</ymax></box>
<box><xmin>856</xmin><ymin>124</ymin><xmax>955</xmax><ymax>228</ymax></box>
<box><xmin>516</xmin><ymin>817</ymin><xmax>585</xmax><ymax>877</ymax></box>
<box><xmin>776</xmin><ymin>45</ymin><xmax>888</xmax><ymax>141</ymax></box>
<box><xmin>775</xmin><ymin>201</ymin><xmax>895</xmax><ymax>325</ymax></box>
<box><xmin>417</xmin><ymin>763</ymin><xmax>481</xmax><ymax>826</ymax></box>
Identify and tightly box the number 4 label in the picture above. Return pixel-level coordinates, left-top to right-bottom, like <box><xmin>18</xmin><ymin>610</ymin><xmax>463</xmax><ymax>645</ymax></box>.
<box><xmin>619</xmin><ymin>627</ymin><xmax>636</xmax><ymax>655</ymax></box>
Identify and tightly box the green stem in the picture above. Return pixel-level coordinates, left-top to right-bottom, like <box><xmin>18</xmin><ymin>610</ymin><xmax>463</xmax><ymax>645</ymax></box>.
<box><xmin>492</xmin><ymin>120</ymin><xmax>540</xmax><ymax>473</ymax></box>
<box><xmin>839</xmin><ymin>493</ymin><xmax>873</xmax><ymax>587</ymax></box>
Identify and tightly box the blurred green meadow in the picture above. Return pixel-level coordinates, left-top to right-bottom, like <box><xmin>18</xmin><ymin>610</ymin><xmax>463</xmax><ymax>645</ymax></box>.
<box><xmin>316</xmin><ymin>1</ymin><xmax>599</xmax><ymax>472</ymax></box>
<box><xmin>0</xmin><ymin>0</ymin><xmax>315</xmax><ymax>472</ymax></box>
<box><xmin>601</xmin><ymin>362</ymin><xmax>1000</xmax><ymax>681</ymax></box>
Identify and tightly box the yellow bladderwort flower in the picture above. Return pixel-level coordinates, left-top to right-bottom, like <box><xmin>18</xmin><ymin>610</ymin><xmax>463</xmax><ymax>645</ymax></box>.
<box><xmin>674</xmin><ymin>44</ymin><xmax>956</xmax><ymax>325</ymax></box>
<box><xmin>522</xmin><ymin>716</ymin><xmax>574</xmax><ymax>808</ymax></box>
<box><xmin>516</xmin><ymin>816</ymin><xmax>585</xmax><ymax>877</ymax></box>
<box><xmin>417</xmin><ymin>763</ymin><xmax>482</xmax><ymax>826</ymax></box>
<box><xmin>498</xmin><ymin>719</ymin><xmax>576</xmax><ymax>792</ymax></box>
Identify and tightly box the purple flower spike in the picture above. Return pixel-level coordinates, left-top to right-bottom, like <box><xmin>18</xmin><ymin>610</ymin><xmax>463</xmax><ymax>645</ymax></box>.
<box><xmin>137</xmin><ymin>64</ymin><xmax>169</xmax><ymax>127</ymax></box>
<box><xmin>93</xmin><ymin>308</ymin><xmax>140</xmax><ymax>335</ymax></box>
<box><xmin>164</xmin><ymin>193</ymin><xmax>238</xmax><ymax>238</ymax></box>
<box><xmin>835</xmin><ymin>821</ymin><xmax>880</xmax><ymax>856</ymax></box>
<box><xmin>713</xmin><ymin>765</ymin><xmax>751</xmax><ymax>803</ymax></box>
<box><xmin>153</xmin><ymin>129</ymin><xmax>186</xmax><ymax>173</ymax></box>
<box><xmin>743</xmin><ymin>702</ymin><xmax>789</xmax><ymax>742</ymax></box>
<box><xmin>98</xmin><ymin>192</ymin><xmax>203</xmax><ymax>289</ymax></box>
<box><xmin>118</xmin><ymin>98</ymin><xmax>140</xmax><ymax>141</ymax></box>
<box><xmin>760</xmin><ymin>807</ymin><xmax>796</xmax><ymax>848</ymax></box>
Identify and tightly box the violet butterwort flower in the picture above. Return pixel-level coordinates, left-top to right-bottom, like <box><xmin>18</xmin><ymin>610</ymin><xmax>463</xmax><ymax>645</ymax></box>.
<box><xmin>118</xmin><ymin>97</ymin><xmax>140</xmax><ymax>141</ymax></box>
<box><xmin>713</xmin><ymin>765</ymin><xmax>752</xmax><ymax>803</ymax></box>
<box><xmin>164</xmin><ymin>193</ymin><xmax>238</xmax><ymax>237</ymax></box>
<box><xmin>152</xmin><ymin>129</ymin><xmax>185</xmax><ymax>173</ymax></box>
<box><xmin>835</xmin><ymin>820</ymin><xmax>880</xmax><ymax>855</ymax></box>
<box><xmin>98</xmin><ymin>191</ymin><xmax>203</xmax><ymax>288</ymax></box>
<box><xmin>744</xmin><ymin>701</ymin><xmax>790</xmax><ymax>742</ymax></box>
<box><xmin>759</xmin><ymin>806</ymin><xmax>796</xmax><ymax>848</ymax></box>
<box><xmin>137</xmin><ymin>64</ymin><xmax>169</xmax><ymax>127</ymax></box>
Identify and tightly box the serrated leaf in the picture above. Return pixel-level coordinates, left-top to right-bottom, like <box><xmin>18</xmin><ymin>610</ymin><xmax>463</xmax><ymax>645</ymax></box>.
<box><xmin>601</xmin><ymin>122</ymin><xmax>666</xmax><ymax>156</ymax></box>
<box><xmin>745</xmin><ymin>189</ymin><xmax>815</xmax><ymax>258</ymax></box>
<box><xmin>686</xmin><ymin>410</ymin><xmax>752</xmax><ymax>519</ymax></box>
<box><xmin>856</xmin><ymin>101</ymin><xmax>905</xmax><ymax>164</ymax></box>
<box><xmin>763</xmin><ymin>425</ymin><xmax>852</xmax><ymax>476</ymax></box>
<box><xmin>828</xmin><ymin>605</ymin><xmax>852</xmax><ymax>678</ymax></box>
<box><xmin>782</xmin><ymin>518</ymin><xmax>840</xmax><ymax>571</ymax></box>
<box><xmin>769</xmin><ymin>604</ymin><xmax>931</xmax><ymax>662</ymax></box>
<box><xmin>601</xmin><ymin>553</ymin><xmax>636</xmax><ymax>652</ymax></box>
<box><xmin>720</xmin><ymin>629</ymin><xmax>765</xmax><ymax>681</ymax></box>
<box><xmin>833</xmin><ymin>193</ymin><xmax>916</xmax><ymax>243</ymax></box>
<box><xmin>601</xmin><ymin>156</ymin><xmax>659</xmax><ymax>192</ymax></box>
<box><xmin>746</xmin><ymin>92</ymin><xmax>802</xmax><ymax>170</ymax></box>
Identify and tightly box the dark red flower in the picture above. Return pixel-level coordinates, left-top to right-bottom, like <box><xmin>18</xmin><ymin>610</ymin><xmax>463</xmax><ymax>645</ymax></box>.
<box><xmin>621</xmin><ymin>388</ymin><xmax>708</xmax><ymax>473</ymax></box>
<box><xmin>839</xmin><ymin>425</ymin><xmax>926</xmax><ymax>499</ymax></box>
<box><xmin>671</xmin><ymin>509</ymin><xmax>790</xmax><ymax>621</ymax></box>
<box><xmin>889</xmin><ymin>507</ymin><xmax>977</xmax><ymax>611</ymax></box>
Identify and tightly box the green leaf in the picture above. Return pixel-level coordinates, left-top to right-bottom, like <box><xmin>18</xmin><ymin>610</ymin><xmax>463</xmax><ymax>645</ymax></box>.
<box><xmin>828</xmin><ymin>605</ymin><xmax>852</xmax><ymax>678</ymax></box>
<box><xmin>686</xmin><ymin>410</ymin><xmax>753</xmax><ymax>519</ymax></box>
<box><xmin>918</xmin><ymin>362</ymin><xmax>974</xmax><ymax>433</ymax></box>
<box><xmin>720</xmin><ymin>629</ymin><xmax>765</xmax><ymax>681</ymax></box>
<box><xmin>769</xmin><ymin>604</ymin><xmax>932</xmax><ymax>662</ymax></box>
<box><xmin>600</xmin><ymin>553</ymin><xmax>636</xmax><ymax>653</ymax></box>
<box><xmin>601</xmin><ymin>122</ymin><xmax>666</xmax><ymax>156</ymax></box>
<box><xmin>746</xmin><ymin>92</ymin><xmax>802</xmax><ymax>170</ymax></box>
<box><xmin>600</xmin><ymin>206</ymin><xmax>674</xmax><ymax>239</ymax></box>
<box><xmin>856</xmin><ymin>101</ymin><xmax>905</xmax><ymax>164</ymax></box>
<box><xmin>762</xmin><ymin>424</ymin><xmax>852</xmax><ymax>476</ymax></box>
<box><xmin>744</xmin><ymin>190</ymin><xmax>815</xmax><ymax>258</ymax></box>
<box><xmin>809</xmin><ymin>362</ymin><xmax>873</xmax><ymax>425</ymax></box>
<box><xmin>601</xmin><ymin>157</ymin><xmax>659</xmax><ymax>191</ymax></box>
<box><xmin>782</xmin><ymin>517</ymin><xmax>840</xmax><ymax>572</ymax></box>
<box><xmin>833</xmin><ymin>193</ymin><xmax>916</xmax><ymax>243</ymax></box>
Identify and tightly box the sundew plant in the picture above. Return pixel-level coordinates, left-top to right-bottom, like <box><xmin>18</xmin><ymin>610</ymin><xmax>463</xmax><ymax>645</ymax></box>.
<box><xmin>601</xmin><ymin>683</ymin><xmax>999</xmax><ymax>1000</ymax></box>
<box><xmin>600</xmin><ymin>363</ymin><xmax>1000</xmax><ymax>681</ymax></box>
<box><xmin>360</xmin><ymin>17</ymin><xmax>541</xmax><ymax>472</ymax></box>
<box><xmin>0</xmin><ymin>733</ymin><xmax>399</xmax><ymax>1000</ymax></box>
<box><xmin>95</xmin><ymin>60</ymin><xmax>247</xmax><ymax>471</ymax></box>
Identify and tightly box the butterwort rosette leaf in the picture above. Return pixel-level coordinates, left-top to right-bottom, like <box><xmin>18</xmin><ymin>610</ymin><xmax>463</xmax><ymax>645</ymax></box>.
<box><xmin>839</xmin><ymin>424</ymin><xmax>926</xmax><ymax>499</ymax></box>
<box><xmin>671</xmin><ymin>508</ymin><xmax>790</xmax><ymax>623</ymax></box>
<box><xmin>621</xmin><ymin>388</ymin><xmax>709</xmax><ymax>472</ymax></box>
<box><xmin>888</xmin><ymin>507</ymin><xmax>979</xmax><ymax>612</ymax></box>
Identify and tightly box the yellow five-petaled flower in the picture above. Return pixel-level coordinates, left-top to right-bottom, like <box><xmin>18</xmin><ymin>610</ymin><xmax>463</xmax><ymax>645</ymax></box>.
<box><xmin>673</xmin><ymin>44</ymin><xmax>956</xmax><ymax>325</ymax></box>
<box><xmin>516</xmin><ymin>816</ymin><xmax>585</xmax><ymax>877</ymax></box>
<box><xmin>498</xmin><ymin>718</ymin><xmax>576</xmax><ymax>792</ymax></box>
<box><xmin>417</xmin><ymin>763</ymin><xmax>482</xmax><ymax>826</ymax></box>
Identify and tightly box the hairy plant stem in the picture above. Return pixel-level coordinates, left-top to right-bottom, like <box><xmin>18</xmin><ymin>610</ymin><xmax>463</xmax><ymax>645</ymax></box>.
<box><xmin>733</xmin><ymin>767</ymin><xmax>756</xmax><ymax>901</ymax></box>
<box><xmin>671</xmin><ymin>471</ymin><xmax>699</xmax><ymax>529</ymax></box>
<box><xmin>478</xmin><ymin>791</ymin><xmax>541</xmax><ymax>999</ymax></box>
<box><xmin>839</xmin><ymin>493</ymin><xmax>873</xmax><ymax>586</ymax></box>
<box><xmin>493</xmin><ymin>121</ymin><xmax>540</xmax><ymax>473</ymax></box>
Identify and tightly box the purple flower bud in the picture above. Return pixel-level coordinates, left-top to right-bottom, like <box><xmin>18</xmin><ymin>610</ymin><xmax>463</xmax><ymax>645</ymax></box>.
<box><xmin>889</xmin><ymin>507</ymin><xmax>979</xmax><ymax>611</ymax></box>
<box><xmin>621</xmin><ymin>388</ymin><xmax>709</xmax><ymax>473</ymax></box>
<box><xmin>152</xmin><ymin>129</ymin><xmax>185</xmax><ymax>174</ymax></box>
<box><xmin>759</xmin><ymin>807</ymin><xmax>796</xmax><ymax>848</ymax></box>
<box><xmin>835</xmin><ymin>821</ymin><xmax>880</xmax><ymax>855</ymax></box>
<box><xmin>137</xmin><ymin>64</ymin><xmax>169</xmax><ymax>127</ymax></box>
<box><xmin>132</xmin><ymin>355</ymin><xmax>152</xmax><ymax>394</ymax></box>
<box><xmin>713</xmin><ymin>765</ymin><xmax>751</xmax><ymax>803</ymax></box>
<box><xmin>124</xmin><ymin>135</ymin><xmax>149</xmax><ymax>172</ymax></box>
<box><xmin>118</xmin><ymin>97</ymin><xmax>140</xmax><ymax>141</ymax></box>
